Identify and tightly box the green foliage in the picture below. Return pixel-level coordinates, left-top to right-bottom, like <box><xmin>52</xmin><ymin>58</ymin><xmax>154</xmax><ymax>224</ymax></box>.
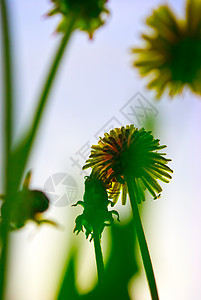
<box><xmin>58</xmin><ymin>220</ymin><xmax>138</xmax><ymax>300</ymax></box>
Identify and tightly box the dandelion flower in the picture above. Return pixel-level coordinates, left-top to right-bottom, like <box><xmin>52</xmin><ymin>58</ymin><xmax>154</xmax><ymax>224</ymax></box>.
<box><xmin>47</xmin><ymin>0</ymin><xmax>109</xmax><ymax>38</ymax></box>
<box><xmin>83</xmin><ymin>125</ymin><xmax>173</xmax><ymax>205</ymax></box>
<box><xmin>133</xmin><ymin>0</ymin><xmax>201</xmax><ymax>98</ymax></box>
<box><xmin>82</xmin><ymin>124</ymin><xmax>173</xmax><ymax>299</ymax></box>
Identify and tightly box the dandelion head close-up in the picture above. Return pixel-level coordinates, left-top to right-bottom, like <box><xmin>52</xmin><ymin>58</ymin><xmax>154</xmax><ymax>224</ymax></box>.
<box><xmin>83</xmin><ymin>125</ymin><xmax>173</xmax><ymax>204</ymax></box>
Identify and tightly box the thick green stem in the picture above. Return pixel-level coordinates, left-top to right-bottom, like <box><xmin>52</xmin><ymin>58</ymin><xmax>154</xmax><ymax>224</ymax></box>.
<box><xmin>0</xmin><ymin>0</ymin><xmax>13</xmax><ymax>298</ymax></box>
<box><xmin>93</xmin><ymin>227</ymin><xmax>104</xmax><ymax>285</ymax></box>
<box><xmin>125</xmin><ymin>174</ymin><xmax>159</xmax><ymax>300</ymax></box>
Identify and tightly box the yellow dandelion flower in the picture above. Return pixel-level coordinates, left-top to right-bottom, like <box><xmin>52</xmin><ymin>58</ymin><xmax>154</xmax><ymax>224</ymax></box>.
<box><xmin>133</xmin><ymin>0</ymin><xmax>201</xmax><ymax>98</ymax></box>
<box><xmin>83</xmin><ymin>125</ymin><xmax>173</xmax><ymax>205</ymax></box>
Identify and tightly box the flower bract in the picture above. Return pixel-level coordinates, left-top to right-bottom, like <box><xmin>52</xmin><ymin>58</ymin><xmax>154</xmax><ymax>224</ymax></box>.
<box><xmin>73</xmin><ymin>170</ymin><xmax>119</xmax><ymax>241</ymax></box>
<box><xmin>0</xmin><ymin>171</ymin><xmax>56</xmax><ymax>230</ymax></box>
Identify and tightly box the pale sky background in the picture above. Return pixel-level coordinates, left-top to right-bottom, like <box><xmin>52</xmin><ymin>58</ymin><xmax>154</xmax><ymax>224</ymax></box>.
<box><xmin>1</xmin><ymin>0</ymin><xmax>201</xmax><ymax>299</ymax></box>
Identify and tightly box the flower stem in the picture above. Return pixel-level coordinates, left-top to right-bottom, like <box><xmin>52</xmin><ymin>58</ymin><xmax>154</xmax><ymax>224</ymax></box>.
<box><xmin>26</xmin><ymin>15</ymin><xmax>76</xmax><ymax>156</ymax></box>
<box><xmin>125</xmin><ymin>174</ymin><xmax>159</xmax><ymax>300</ymax></box>
<box><xmin>0</xmin><ymin>0</ymin><xmax>13</xmax><ymax>298</ymax></box>
<box><xmin>93</xmin><ymin>226</ymin><xmax>104</xmax><ymax>285</ymax></box>
<box><xmin>10</xmin><ymin>14</ymin><xmax>76</xmax><ymax>195</ymax></box>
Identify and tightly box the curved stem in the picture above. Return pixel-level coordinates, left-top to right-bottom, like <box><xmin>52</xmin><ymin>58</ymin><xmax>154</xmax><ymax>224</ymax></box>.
<box><xmin>11</xmin><ymin>15</ymin><xmax>76</xmax><ymax>194</ymax></box>
<box><xmin>27</xmin><ymin>15</ymin><xmax>76</xmax><ymax>154</ymax></box>
<box><xmin>93</xmin><ymin>226</ymin><xmax>104</xmax><ymax>285</ymax></box>
<box><xmin>125</xmin><ymin>174</ymin><xmax>159</xmax><ymax>300</ymax></box>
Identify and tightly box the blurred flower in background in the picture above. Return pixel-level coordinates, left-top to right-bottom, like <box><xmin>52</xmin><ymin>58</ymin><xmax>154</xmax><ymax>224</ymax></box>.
<box><xmin>0</xmin><ymin>171</ymin><xmax>56</xmax><ymax>232</ymax></box>
<box><xmin>133</xmin><ymin>0</ymin><xmax>201</xmax><ymax>98</ymax></box>
<box><xmin>47</xmin><ymin>0</ymin><xmax>109</xmax><ymax>38</ymax></box>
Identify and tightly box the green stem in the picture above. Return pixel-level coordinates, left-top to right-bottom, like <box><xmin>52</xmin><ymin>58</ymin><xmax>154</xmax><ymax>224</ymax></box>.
<box><xmin>27</xmin><ymin>15</ymin><xmax>76</xmax><ymax>155</ymax></box>
<box><xmin>0</xmin><ymin>0</ymin><xmax>13</xmax><ymax>298</ymax></box>
<box><xmin>93</xmin><ymin>226</ymin><xmax>104</xmax><ymax>285</ymax></box>
<box><xmin>125</xmin><ymin>174</ymin><xmax>159</xmax><ymax>300</ymax></box>
<box><xmin>11</xmin><ymin>15</ymin><xmax>76</xmax><ymax>194</ymax></box>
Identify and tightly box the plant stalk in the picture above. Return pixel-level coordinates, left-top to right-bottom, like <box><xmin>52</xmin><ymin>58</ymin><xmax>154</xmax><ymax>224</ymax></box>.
<box><xmin>0</xmin><ymin>0</ymin><xmax>13</xmax><ymax>298</ymax></box>
<box><xmin>125</xmin><ymin>173</ymin><xmax>159</xmax><ymax>300</ymax></box>
<box><xmin>11</xmin><ymin>14</ymin><xmax>76</xmax><ymax>195</ymax></box>
<box><xmin>93</xmin><ymin>226</ymin><xmax>104</xmax><ymax>285</ymax></box>
<box><xmin>27</xmin><ymin>15</ymin><xmax>76</xmax><ymax>155</ymax></box>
